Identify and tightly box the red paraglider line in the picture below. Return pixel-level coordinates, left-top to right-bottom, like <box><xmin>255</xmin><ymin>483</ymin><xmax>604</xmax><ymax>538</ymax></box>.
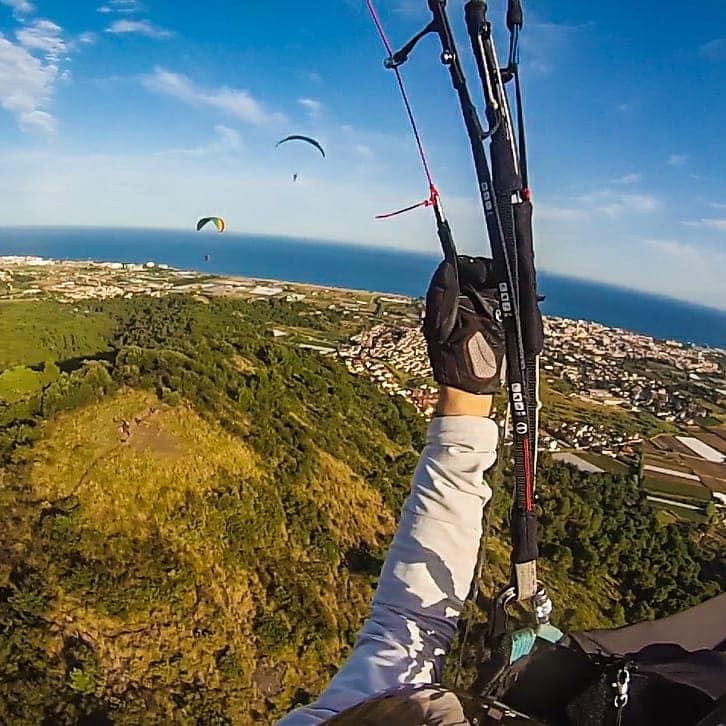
<box><xmin>367</xmin><ymin>0</ymin><xmax>440</xmax><ymax>218</ymax></box>
<box><xmin>523</xmin><ymin>438</ymin><xmax>533</xmax><ymax>511</ymax></box>
<box><xmin>374</xmin><ymin>193</ymin><xmax>437</xmax><ymax>219</ymax></box>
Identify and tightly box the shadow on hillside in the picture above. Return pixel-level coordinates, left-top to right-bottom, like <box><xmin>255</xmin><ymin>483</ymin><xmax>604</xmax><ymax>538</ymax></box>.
<box><xmin>56</xmin><ymin>351</ymin><xmax>116</xmax><ymax>374</ymax></box>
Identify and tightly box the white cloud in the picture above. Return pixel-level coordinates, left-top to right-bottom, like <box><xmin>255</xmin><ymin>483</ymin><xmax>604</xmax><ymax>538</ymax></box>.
<box><xmin>576</xmin><ymin>190</ymin><xmax>660</xmax><ymax>216</ymax></box>
<box><xmin>708</xmin><ymin>201</ymin><xmax>726</xmax><ymax>211</ymax></box>
<box><xmin>611</xmin><ymin>173</ymin><xmax>641</xmax><ymax>185</ymax></box>
<box><xmin>79</xmin><ymin>31</ymin><xmax>98</xmax><ymax>45</ymax></box>
<box><xmin>298</xmin><ymin>97</ymin><xmax>322</xmax><ymax>112</ymax></box>
<box><xmin>298</xmin><ymin>97</ymin><xmax>323</xmax><ymax>119</ymax></box>
<box><xmin>97</xmin><ymin>0</ymin><xmax>143</xmax><ymax>13</ymax></box>
<box><xmin>214</xmin><ymin>124</ymin><xmax>240</xmax><ymax>150</ymax></box>
<box><xmin>16</xmin><ymin>19</ymin><xmax>66</xmax><ymax>63</ymax></box>
<box><xmin>306</xmin><ymin>71</ymin><xmax>322</xmax><ymax>84</ymax></box>
<box><xmin>0</xmin><ymin>0</ymin><xmax>34</xmax><ymax>17</ymax></box>
<box><xmin>0</xmin><ymin>8</ymin><xmax>77</xmax><ymax>136</ymax></box>
<box><xmin>19</xmin><ymin>108</ymin><xmax>54</xmax><ymax>133</ymax></box>
<box><xmin>523</xmin><ymin>19</ymin><xmax>592</xmax><ymax>75</ymax></box>
<box><xmin>534</xmin><ymin>189</ymin><xmax>660</xmax><ymax>226</ymax></box>
<box><xmin>667</xmin><ymin>153</ymin><xmax>689</xmax><ymax>167</ymax></box>
<box><xmin>142</xmin><ymin>67</ymin><xmax>286</xmax><ymax>126</ymax></box>
<box><xmin>391</xmin><ymin>0</ymin><xmax>428</xmax><ymax>19</ymax></box>
<box><xmin>535</xmin><ymin>203</ymin><xmax>589</xmax><ymax>222</ymax></box>
<box><xmin>0</xmin><ymin>36</ymin><xmax>58</xmax><ymax>135</ymax></box>
<box><xmin>644</xmin><ymin>239</ymin><xmax>697</xmax><ymax>258</ymax></box>
<box><xmin>353</xmin><ymin>144</ymin><xmax>374</xmax><ymax>160</ymax></box>
<box><xmin>699</xmin><ymin>38</ymin><xmax>726</xmax><ymax>62</ymax></box>
<box><xmin>682</xmin><ymin>218</ymin><xmax>726</xmax><ymax>232</ymax></box>
<box><xmin>105</xmin><ymin>19</ymin><xmax>173</xmax><ymax>38</ymax></box>
<box><xmin>626</xmin><ymin>194</ymin><xmax>660</xmax><ymax>212</ymax></box>
<box><xmin>155</xmin><ymin>124</ymin><xmax>242</xmax><ymax>157</ymax></box>
<box><xmin>641</xmin><ymin>239</ymin><xmax>726</xmax><ymax>307</ymax></box>
<box><xmin>533</xmin><ymin>214</ymin><xmax>726</xmax><ymax>308</ymax></box>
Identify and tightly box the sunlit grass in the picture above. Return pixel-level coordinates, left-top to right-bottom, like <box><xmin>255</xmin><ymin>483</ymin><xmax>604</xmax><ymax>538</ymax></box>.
<box><xmin>32</xmin><ymin>388</ymin><xmax>259</xmax><ymax>535</ymax></box>
<box><xmin>0</xmin><ymin>300</ymin><xmax>114</xmax><ymax>369</ymax></box>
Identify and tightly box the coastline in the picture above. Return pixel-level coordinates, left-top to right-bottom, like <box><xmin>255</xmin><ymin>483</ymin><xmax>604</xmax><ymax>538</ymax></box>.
<box><xmin>0</xmin><ymin>254</ymin><xmax>412</xmax><ymax>301</ymax></box>
<box><xmin>1</xmin><ymin>245</ymin><xmax>725</xmax><ymax>350</ymax></box>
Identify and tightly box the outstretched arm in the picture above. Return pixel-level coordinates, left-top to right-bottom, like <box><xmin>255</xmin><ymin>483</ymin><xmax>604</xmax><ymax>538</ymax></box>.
<box><xmin>278</xmin><ymin>390</ymin><xmax>497</xmax><ymax>725</ymax></box>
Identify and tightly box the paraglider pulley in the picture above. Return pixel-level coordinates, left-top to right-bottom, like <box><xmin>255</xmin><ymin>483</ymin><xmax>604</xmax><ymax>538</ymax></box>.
<box><xmin>533</xmin><ymin>585</ymin><xmax>553</xmax><ymax>625</ymax></box>
<box><xmin>613</xmin><ymin>665</ymin><xmax>631</xmax><ymax>709</ymax></box>
<box><xmin>490</xmin><ymin>582</ymin><xmax>552</xmax><ymax>639</ymax></box>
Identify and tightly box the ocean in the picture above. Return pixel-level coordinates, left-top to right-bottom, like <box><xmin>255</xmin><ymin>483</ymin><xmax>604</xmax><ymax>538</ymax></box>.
<box><xmin>1</xmin><ymin>226</ymin><xmax>724</xmax><ymax>349</ymax></box>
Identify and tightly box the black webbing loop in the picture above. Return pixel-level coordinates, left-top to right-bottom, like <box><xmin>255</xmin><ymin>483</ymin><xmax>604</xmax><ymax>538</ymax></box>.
<box><xmin>506</xmin><ymin>0</ymin><xmax>523</xmax><ymax>31</ymax></box>
<box><xmin>434</xmin><ymin>207</ymin><xmax>461</xmax><ymax>342</ymax></box>
<box><xmin>385</xmin><ymin>20</ymin><xmax>438</xmax><ymax>68</ymax></box>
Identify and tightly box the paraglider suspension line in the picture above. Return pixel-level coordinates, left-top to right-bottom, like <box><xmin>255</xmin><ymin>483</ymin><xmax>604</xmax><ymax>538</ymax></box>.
<box><xmin>374</xmin><ymin>191</ymin><xmax>438</xmax><ymax>219</ymax></box>
<box><xmin>367</xmin><ymin>0</ymin><xmax>440</xmax><ymax>216</ymax></box>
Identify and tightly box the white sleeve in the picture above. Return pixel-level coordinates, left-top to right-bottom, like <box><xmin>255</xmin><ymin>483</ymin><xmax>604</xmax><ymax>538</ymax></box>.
<box><xmin>277</xmin><ymin>415</ymin><xmax>498</xmax><ymax>725</ymax></box>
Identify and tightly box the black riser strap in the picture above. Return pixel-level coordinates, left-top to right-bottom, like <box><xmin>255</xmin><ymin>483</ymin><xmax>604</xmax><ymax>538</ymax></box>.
<box><xmin>513</xmin><ymin>201</ymin><xmax>544</xmax><ymax>356</ymax></box>
<box><xmin>491</xmin><ymin>127</ymin><xmax>521</xmax><ymax>197</ymax></box>
<box><xmin>511</xmin><ymin>509</ymin><xmax>538</xmax><ymax>564</ymax></box>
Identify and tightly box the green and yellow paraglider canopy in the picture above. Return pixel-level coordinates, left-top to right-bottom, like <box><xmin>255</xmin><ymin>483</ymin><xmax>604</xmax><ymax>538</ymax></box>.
<box><xmin>196</xmin><ymin>216</ymin><xmax>225</xmax><ymax>233</ymax></box>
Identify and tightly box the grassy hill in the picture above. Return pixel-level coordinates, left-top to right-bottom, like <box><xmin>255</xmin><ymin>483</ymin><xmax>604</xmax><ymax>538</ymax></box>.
<box><xmin>7</xmin><ymin>387</ymin><xmax>402</xmax><ymax>724</ymax></box>
<box><xmin>0</xmin><ymin>295</ymin><xmax>722</xmax><ymax>724</ymax></box>
<box><xmin>0</xmin><ymin>296</ymin><xmax>423</xmax><ymax>724</ymax></box>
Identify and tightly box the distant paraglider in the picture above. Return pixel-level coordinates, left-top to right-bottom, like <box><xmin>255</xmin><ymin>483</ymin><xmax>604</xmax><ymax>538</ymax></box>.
<box><xmin>275</xmin><ymin>135</ymin><xmax>326</xmax><ymax>158</ymax></box>
<box><xmin>277</xmin><ymin>136</ymin><xmax>323</xmax><ymax>183</ymax></box>
<box><xmin>196</xmin><ymin>217</ymin><xmax>225</xmax><ymax>233</ymax></box>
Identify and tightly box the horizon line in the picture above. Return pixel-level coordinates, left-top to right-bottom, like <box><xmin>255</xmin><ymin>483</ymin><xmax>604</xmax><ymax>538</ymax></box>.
<box><xmin>1</xmin><ymin>224</ymin><xmax>725</xmax><ymax>315</ymax></box>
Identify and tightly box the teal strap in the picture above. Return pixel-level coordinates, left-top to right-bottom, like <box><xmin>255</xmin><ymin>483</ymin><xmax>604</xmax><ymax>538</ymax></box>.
<box><xmin>508</xmin><ymin>624</ymin><xmax>564</xmax><ymax>664</ymax></box>
<box><xmin>509</xmin><ymin>628</ymin><xmax>537</xmax><ymax>663</ymax></box>
<box><xmin>536</xmin><ymin>623</ymin><xmax>564</xmax><ymax>644</ymax></box>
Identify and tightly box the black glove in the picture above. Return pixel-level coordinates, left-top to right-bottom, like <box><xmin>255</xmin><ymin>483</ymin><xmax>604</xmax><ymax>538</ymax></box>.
<box><xmin>423</xmin><ymin>255</ymin><xmax>505</xmax><ymax>395</ymax></box>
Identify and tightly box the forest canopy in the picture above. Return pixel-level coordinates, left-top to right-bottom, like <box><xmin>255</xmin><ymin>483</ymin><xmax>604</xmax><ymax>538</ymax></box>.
<box><xmin>0</xmin><ymin>296</ymin><xmax>722</xmax><ymax>724</ymax></box>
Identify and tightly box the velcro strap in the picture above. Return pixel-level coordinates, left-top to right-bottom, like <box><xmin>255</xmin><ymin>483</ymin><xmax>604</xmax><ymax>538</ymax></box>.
<box><xmin>515</xmin><ymin>560</ymin><xmax>537</xmax><ymax>601</ymax></box>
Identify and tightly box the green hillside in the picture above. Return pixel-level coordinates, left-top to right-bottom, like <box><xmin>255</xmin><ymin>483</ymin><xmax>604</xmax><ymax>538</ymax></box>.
<box><xmin>1</xmin><ymin>296</ymin><xmax>723</xmax><ymax>724</ymax></box>
<box><xmin>0</xmin><ymin>300</ymin><xmax>115</xmax><ymax>369</ymax></box>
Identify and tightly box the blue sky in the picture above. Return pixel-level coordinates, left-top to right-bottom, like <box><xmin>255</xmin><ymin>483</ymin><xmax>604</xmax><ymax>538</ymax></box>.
<box><xmin>0</xmin><ymin>0</ymin><xmax>725</xmax><ymax>309</ymax></box>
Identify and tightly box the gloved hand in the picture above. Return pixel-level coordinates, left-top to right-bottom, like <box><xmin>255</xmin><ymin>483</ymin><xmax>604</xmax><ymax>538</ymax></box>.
<box><xmin>423</xmin><ymin>255</ymin><xmax>505</xmax><ymax>395</ymax></box>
